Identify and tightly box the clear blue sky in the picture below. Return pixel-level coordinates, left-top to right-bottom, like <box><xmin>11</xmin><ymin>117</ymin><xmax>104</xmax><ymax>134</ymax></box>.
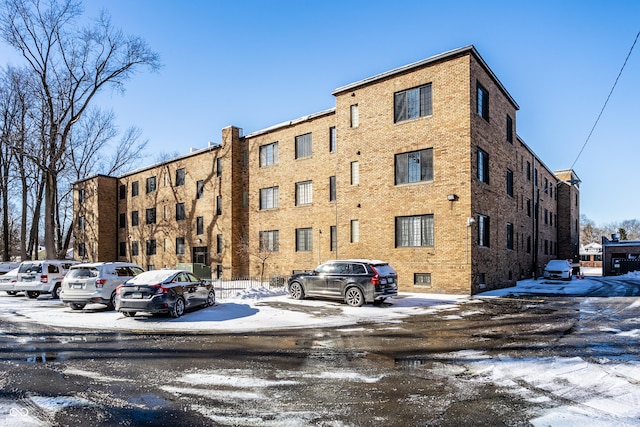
<box><xmin>2</xmin><ymin>0</ymin><xmax>639</xmax><ymax>226</ymax></box>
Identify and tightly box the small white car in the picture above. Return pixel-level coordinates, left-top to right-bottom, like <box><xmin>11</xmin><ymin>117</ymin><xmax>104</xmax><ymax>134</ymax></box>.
<box><xmin>543</xmin><ymin>259</ymin><xmax>573</xmax><ymax>281</ymax></box>
<box><xmin>0</xmin><ymin>267</ymin><xmax>19</xmax><ymax>295</ymax></box>
<box><xmin>61</xmin><ymin>262</ymin><xmax>144</xmax><ymax>310</ymax></box>
<box><xmin>14</xmin><ymin>260</ymin><xmax>79</xmax><ymax>299</ymax></box>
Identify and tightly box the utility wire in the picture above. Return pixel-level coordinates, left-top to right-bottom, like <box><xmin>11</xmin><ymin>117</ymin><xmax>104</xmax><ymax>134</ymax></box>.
<box><xmin>570</xmin><ymin>30</ymin><xmax>640</xmax><ymax>170</ymax></box>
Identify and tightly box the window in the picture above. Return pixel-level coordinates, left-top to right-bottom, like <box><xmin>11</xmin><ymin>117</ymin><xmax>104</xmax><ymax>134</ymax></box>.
<box><xmin>77</xmin><ymin>188</ymin><xmax>85</xmax><ymax>204</ymax></box>
<box><xmin>507</xmin><ymin>223</ymin><xmax>514</xmax><ymax>250</ymax></box>
<box><xmin>119</xmin><ymin>213</ymin><xmax>126</xmax><ymax>229</ymax></box>
<box><xmin>259</xmin><ymin>230</ymin><xmax>279</xmax><ymax>252</ymax></box>
<box><xmin>176</xmin><ymin>237</ymin><xmax>185</xmax><ymax>255</ymax></box>
<box><xmin>394</xmin><ymin>84</ymin><xmax>432</xmax><ymax>123</ymax></box>
<box><xmin>196</xmin><ymin>216</ymin><xmax>204</xmax><ymax>235</ymax></box>
<box><xmin>296</xmin><ymin>181</ymin><xmax>312</xmax><ymax>206</ymax></box>
<box><xmin>216</xmin><ymin>157</ymin><xmax>223</xmax><ymax>177</ymax></box>
<box><xmin>477</xmin><ymin>148</ymin><xmax>489</xmax><ymax>183</ymax></box>
<box><xmin>395</xmin><ymin>148</ymin><xmax>434</xmax><ymax>185</ymax></box>
<box><xmin>506</xmin><ymin>169</ymin><xmax>513</xmax><ymax>197</ymax></box>
<box><xmin>119</xmin><ymin>184</ymin><xmax>126</xmax><ymax>200</ymax></box>
<box><xmin>295</xmin><ymin>133</ymin><xmax>312</xmax><ymax>159</ymax></box>
<box><xmin>131</xmin><ymin>211</ymin><xmax>139</xmax><ymax>227</ymax></box>
<box><xmin>176</xmin><ymin>203</ymin><xmax>185</xmax><ymax>220</ymax></box>
<box><xmin>478</xmin><ymin>214</ymin><xmax>490</xmax><ymax>247</ymax></box>
<box><xmin>526</xmin><ymin>161</ymin><xmax>531</xmax><ymax>181</ymax></box>
<box><xmin>131</xmin><ymin>241</ymin><xmax>139</xmax><ymax>256</ymax></box>
<box><xmin>414</xmin><ymin>273</ymin><xmax>432</xmax><ymax>287</ymax></box>
<box><xmin>259</xmin><ymin>142</ymin><xmax>278</xmax><ymax>167</ymax></box>
<box><xmin>119</xmin><ymin>242</ymin><xmax>126</xmax><ymax>257</ymax></box>
<box><xmin>78</xmin><ymin>215</ymin><xmax>85</xmax><ymax>231</ymax></box>
<box><xmin>526</xmin><ymin>198</ymin><xmax>531</xmax><ymax>217</ymax></box>
<box><xmin>351</xmin><ymin>220</ymin><xmax>360</xmax><ymax>243</ymax></box>
<box><xmin>146</xmin><ymin>239</ymin><xmax>156</xmax><ymax>256</ymax></box>
<box><xmin>477</xmin><ymin>82</ymin><xmax>489</xmax><ymax>121</ymax></box>
<box><xmin>544</xmin><ymin>208</ymin><xmax>548</xmax><ymax>225</ymax></box>
<box><xmin>146</xmin><ymin>208</ymin><xmax>156</xmax><ymax>225</ymax></box>
<box><xmin>78</xmin><ymin>243</ymin><xmax>86</xmax><ymax>258</ymax></box>
<box><xmin>196</xmin><ymin>180</ymin><xmax>204</xmax><ymax>199</ymax></box>
<box><xmin>351</xmin><ymin>161</ymin><xmax>359</xmax><ymax>185</ymax></box>
<box><xmin>329</xmin><ymin>176</ymin><xmax>336</xmax><ymax>201</ymax></box>
<box><xmin>395</xmin><ymin>215</ymin><xmax>434</xmax><ymax>247</ymax></box>
<box><xmin>216</xmin><ymin>234</ymin><xmax>223</xmax><ymax>254</ymax></box>
<box><xmin>526</xmin><ymin>235</ymin><xmax>531</xmax><ymax>254</ymax></box>
<box><xmin>350</xmin><ymin>104</ymin><xmax>359</xmax><ymax>128</ymax></box>
<box><xmin>259</xmin><ymin>186</ymin><xmax>279</xmax><ymax>210</ymax></box>
<box><xmin>296</xmin><ymin>228</ymin><xmax>313</xmax><ymax>252</ymax></box>
<box><xmin>330</xmin><ymin>225</ymin><xmax>337</xmax><ymax>252</ymax></box>
<box><xmin>132</xmin><ymin>181</ymin><xmax>139</xmax><ymax>197</ymax></box>
<box><xmin>175</xmin><ymin>168</ymin><xmax>185</xmax><ymax>186</ymax></box>
<box><xmin>146</xmin><ymin>176</ymin><xmax>156</xmax><ymax>193</ymax></box>
<box><xmin>329</xmin><ymin>127</ymin><xmax>336</xmax><ymax>152</ymax></box>
<box><xmin>216</xmin><ymin>195</ymin><xmax>222</xmax><ymax>215</ymax></box>
<box><xmin>506</xmin><ymin>114</ymin><xmax>513</xmax><ymax>143</ymax></box>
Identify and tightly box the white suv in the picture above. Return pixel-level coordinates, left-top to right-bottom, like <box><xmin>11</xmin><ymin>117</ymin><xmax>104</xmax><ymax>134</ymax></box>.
<box><xmin>61</xmin><ymin>262</ymin><xmax>144</xmax><ymax>310</ymax></box>
<box><xmin>14</xmin><ymin>260</ymin><xmax>79</xmax><ymax>299</ymax></box>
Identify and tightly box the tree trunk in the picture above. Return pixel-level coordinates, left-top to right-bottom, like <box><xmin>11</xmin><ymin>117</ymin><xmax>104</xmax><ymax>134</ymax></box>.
<box><xmin>44</xmin><ymin>169</ymin><xmax>57</xmax><ymax>259</ymax></box>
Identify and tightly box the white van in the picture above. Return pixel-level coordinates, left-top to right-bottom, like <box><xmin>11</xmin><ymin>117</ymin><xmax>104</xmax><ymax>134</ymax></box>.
<box><xmin>61</xmin><ymin>262</ymin><xmax>144</xmax><ymax>310</ymax></box>
<box><xmin>14</xmin><ymin>260</ymin><xmax>79</xmax><ymax>299</ymax></box>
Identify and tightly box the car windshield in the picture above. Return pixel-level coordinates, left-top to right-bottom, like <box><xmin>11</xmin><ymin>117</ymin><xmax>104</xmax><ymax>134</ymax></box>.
<box><xmin>125</xmin><ymin>270</ymin><xmax>176</xmax><ymax>285</ymax></box>
<box><xmin>67</xmin><ymin>267</ymin><xmax>99</xmax><ymax>279</ymax></box>
<box><xmin>18</xmin><ymin>263</ymin><xmax>42</xmax><ymax>274</ymax></box>
<box><xmin>546</xmin><ymin>260</ymin><xmax>569</xmax><ymax>269</ymax></box>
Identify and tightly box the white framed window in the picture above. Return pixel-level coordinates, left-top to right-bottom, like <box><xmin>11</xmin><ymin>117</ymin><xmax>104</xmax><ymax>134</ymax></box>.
<box><xmin>295</xmin><ymin>133</ymin><xmax>312</xmax><ymax>159</ymax></box>
<box><xmin>259</xmin><ymin>230</ymin><xmax>280</xmax><ymax>252</ymax></box>
<box><xmin>296</xmin><ymin>228</ymin><xmax>313</xmax><ymax>252</ymax></box>
<box><xmin>296</xmin><ymin>181</ymin><xmax>312</xmax><ymax>206</ymax></box>
<box><xmin>394</xmin><ymin>84</ymin><xmax>432</xmax><ymax>123</ymax></box>
<box><xmin>395</xmin><ymin>215</ymin><xmax>434</xmax><ymax>247</ymax></box>
<box><xmin>350</xmin><ymin>104</ymin><xmax>359</xmax><ymax>128</ymax></box>
<box><xmin>259</xmin><ymin>186</ymin><xmax>279</xmax><ymax>210</ymax></box>
<box><xmin>395</xmin><ymin>149</ymin><xmax>433</xmax><ymax>184</ymax></box>
<box><xmin>351</xmin><ymin>161</ymin><xmax>359</xmax><ymax>185</ymax></box>
<box><xmin>350</xmin><ymin>220</ymin><xmax>360</xmax><ymax>243</ymax></box>
<box><xmin>260</xmin><ymin>142</ymin><xmax>278</xmax><ymax>166</ymax></box>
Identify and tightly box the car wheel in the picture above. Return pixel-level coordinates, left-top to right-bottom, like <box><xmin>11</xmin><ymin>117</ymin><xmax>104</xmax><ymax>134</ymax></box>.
<box><xmin>108</xmin><ymin>292</ymin><xmax>117</xmax><ymax>310</ymax></box>
<box><xmin>122</xmin><ymin>311</ymin><xmax>136</xmax><ymax>318</ymax></box>
<box><xmin>171</xmin><ymin>297</ymin><xmax>185</xmax><ymax>318</ymax></box>
<box><xmin>52</xmin><ymin>284</ymin><xmax>62</xmax><ymax>299</ymax></box>
<box><xmin>26</xmin><ymin>291</ymin><xmax>40</xmax><ymax>299</ymax></box>
<box><xmin>6</xmin><ymin>291</ymin><xmax>17</xmax><ymax>296</ymax></box>
<box><xmin>345</xmin><ymin>287</ymin><xmax>364</xmax><ymax>307</ymax></box>
<box><xmin>205</xmin><ymin>290</ymin><xmax>216</xmax><ymax>307</ymax></box>
<box><xmin>289</xmin><ymin>282</ymin><xmax>305</xmax><ymax>300</ymax></box>
<box><xmin>69</xmin><ymin>303</ymin><xmax>86</xmax><ymax>310</ymax></box>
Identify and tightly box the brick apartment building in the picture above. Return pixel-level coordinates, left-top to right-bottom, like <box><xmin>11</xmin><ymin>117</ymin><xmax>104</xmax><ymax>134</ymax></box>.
<box><xmin>73</xmin><ymin>45</ymin><xmax>580</xmax><ymax>295</ymax></box>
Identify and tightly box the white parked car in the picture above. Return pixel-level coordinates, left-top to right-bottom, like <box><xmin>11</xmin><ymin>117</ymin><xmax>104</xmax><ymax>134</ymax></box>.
<box><xmin>0</xmin><ymin>267</ymin><xmax>19</xmax><ymax>295</ymax></box>
<box><xmin>61</xmin><ymin>262</ymin><xmax>144</xmax><ymax>310</ymax></box>
<box><xmin>14</xmin><ymin>260</ymin><xmax>79</xmax><ymax>299</ymax></box>
<box><xmin>543</xmin><ymin>259</ymin><xmax>573</xmax><ymax>281</ymax></box>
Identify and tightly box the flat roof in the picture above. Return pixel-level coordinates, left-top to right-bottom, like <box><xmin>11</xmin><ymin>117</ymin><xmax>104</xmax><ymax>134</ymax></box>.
<box><xmin>332</xmin><ymin>45</ymin><xmax>519</xmax><ymax>110</ymax></box>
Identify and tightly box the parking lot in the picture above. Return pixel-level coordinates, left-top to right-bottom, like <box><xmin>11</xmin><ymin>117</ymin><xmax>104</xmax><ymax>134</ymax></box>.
<box><xmin>1</xmin><ymin>273</ymin><xmax>640</xmax><ymax>426</ymax></box>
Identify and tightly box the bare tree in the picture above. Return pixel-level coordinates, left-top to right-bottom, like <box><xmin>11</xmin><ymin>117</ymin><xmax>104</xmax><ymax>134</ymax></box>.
<box><xmin>0</xmin><ymin>0</ymin><xmax>160</xmax><ymax>259</ymax></box>
<box><xmin>235</xmin><ymin>232</ymin><xmax>279</xmax><ymax>284</ymax></box>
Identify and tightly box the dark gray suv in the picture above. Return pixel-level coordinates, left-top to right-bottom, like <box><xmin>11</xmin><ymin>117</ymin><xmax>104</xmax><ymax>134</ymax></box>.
<box><xmin>287</xmin><ymin>259</ymin><xmax>398</xmax><ymax>307</ymax></box>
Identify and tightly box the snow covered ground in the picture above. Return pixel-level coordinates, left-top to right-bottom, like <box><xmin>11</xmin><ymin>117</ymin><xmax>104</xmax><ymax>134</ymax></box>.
<box><xmin>1</xmin><ymin>271</ymin><xmax>640</xmax><ymax>426</ymax></box>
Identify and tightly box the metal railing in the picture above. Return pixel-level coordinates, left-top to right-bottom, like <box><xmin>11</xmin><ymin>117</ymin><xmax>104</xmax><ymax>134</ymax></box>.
<box><xmin>206</xmin><ymin>276</ymin><xmax>288</xmax><ymax>300</ymax></box>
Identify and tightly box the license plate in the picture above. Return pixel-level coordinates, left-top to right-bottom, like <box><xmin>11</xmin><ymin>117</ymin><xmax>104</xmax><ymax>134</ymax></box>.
<box><xmin>132</xmin><ymin>292</ymin><xmax>142</xmax><ymax>299</ymax></box>
<box><xmin>24</xmin><ymin>277</ymin><xmax>34</xmax><ymax>282</ymax></box>
<box><xmin>381</xmin><ymin>278</ymin><xmax>388</xmax><ymax>284</ymax></box>
<box><xmin>73</xmin><ymin>283</ymin><xmax>83</xmax><ymax>289</ymax></box>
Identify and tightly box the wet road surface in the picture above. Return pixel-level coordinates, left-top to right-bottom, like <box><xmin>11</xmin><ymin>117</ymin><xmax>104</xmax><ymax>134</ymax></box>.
<box><xmin>1</xmin><ymin>277</ymin><xmax>639</xmax><ymax>426</ymax></box>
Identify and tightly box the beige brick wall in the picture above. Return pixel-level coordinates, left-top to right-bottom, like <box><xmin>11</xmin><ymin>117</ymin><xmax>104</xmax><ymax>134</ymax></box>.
<box><xmin>73</xmin><ymin>46</ymin><xmax>580</xmax><ymax>295</ymax></box>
